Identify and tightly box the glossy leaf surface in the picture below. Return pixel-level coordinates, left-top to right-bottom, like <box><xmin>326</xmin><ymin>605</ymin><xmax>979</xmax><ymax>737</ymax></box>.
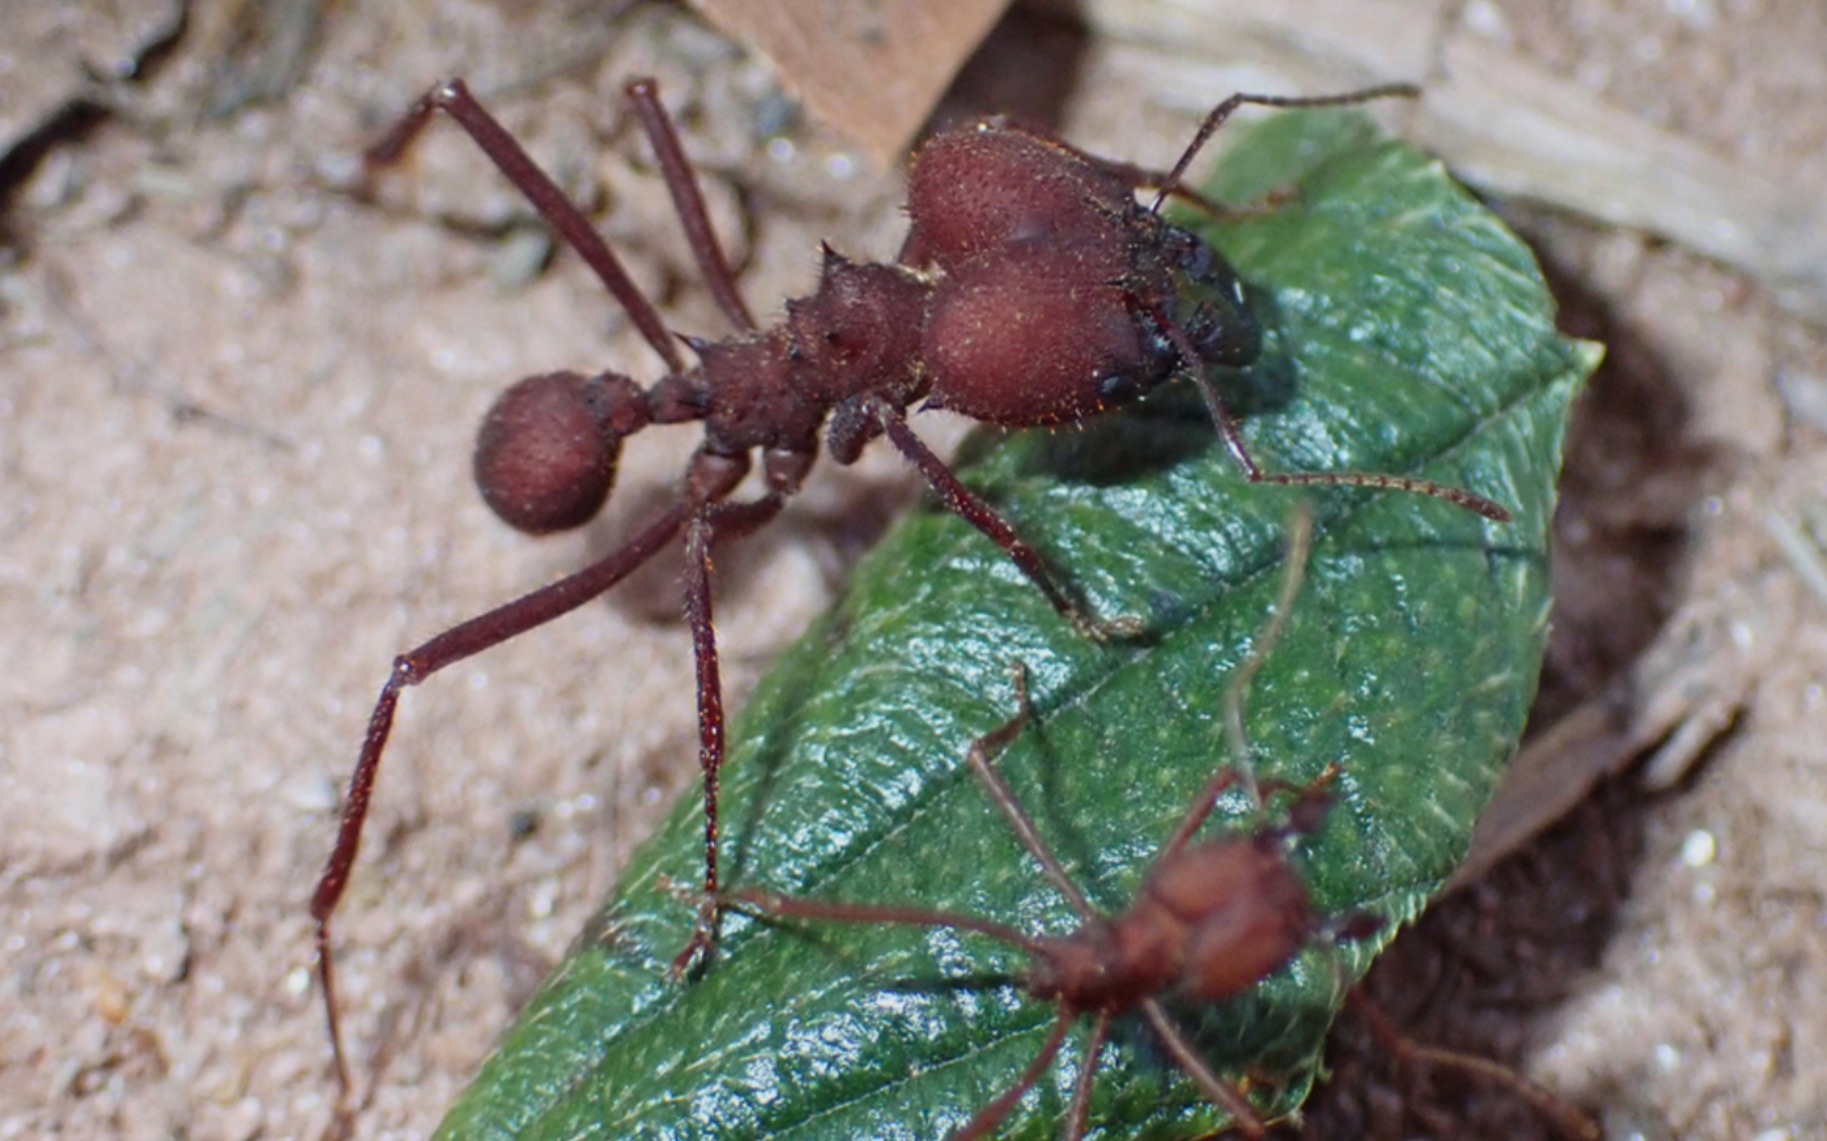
<box><xmin>437</xmin><ymin>110</ymin><xmax>1597</xmax><ymax>1140</ymax></box>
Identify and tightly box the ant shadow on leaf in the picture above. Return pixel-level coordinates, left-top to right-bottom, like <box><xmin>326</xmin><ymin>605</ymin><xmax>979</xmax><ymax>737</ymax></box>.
<box><xmin>987</xmin><ymin>282</ymin><xmax>1302</xmax><ymax>491</ymax></box>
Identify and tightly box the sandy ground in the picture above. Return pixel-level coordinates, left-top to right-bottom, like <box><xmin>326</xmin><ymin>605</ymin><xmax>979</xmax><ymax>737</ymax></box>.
<box><xmin>2</xmin><ymin>2</ymin><xmax>1824</xmax><ymax>1140</ymax></box>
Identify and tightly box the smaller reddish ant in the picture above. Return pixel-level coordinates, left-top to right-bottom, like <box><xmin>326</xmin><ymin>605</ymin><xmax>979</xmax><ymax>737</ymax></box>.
<box><xmin>311</xmin><ymin>76</ymin><xmax>1509</xmax><ymax>1095</ymax></box>
<box><xmin>723</xmin><ymin>507</ymin><xmax>1377</xmax><ymax>1139</ymax></box>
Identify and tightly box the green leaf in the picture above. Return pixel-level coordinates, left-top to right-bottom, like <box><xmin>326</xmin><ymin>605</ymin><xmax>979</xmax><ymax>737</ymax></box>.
<box><xmin>437</xmin><ymin>109</ymin><xmax>1597</xmax><ymax>1140</ymax></box>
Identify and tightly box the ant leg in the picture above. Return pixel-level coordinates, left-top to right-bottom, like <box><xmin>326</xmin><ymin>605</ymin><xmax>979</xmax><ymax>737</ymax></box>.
<box><xmin>715</xmin><ymin>669</ymin><xmax>1064</xmax><ymax>954</ymax></box>
<box><xmin>1150</xmin><ymin>84</ymin><xmax>1421</xmax><ymax>211</ymax></box>
<box><xmin>1158</xmin><ymin>504</ymin><xmax>1315</xmax><ymax>860</ymax></box>
<box><xmin>958</xmin><ymin>668</ymin><xmax>1099</xmax><ymax>921</ymax></box>
<box><xmin>311</xmin><ymin>500</ymin><xmax>692</xmax><ymax>1096</ymax></box>
<box><xmin>1348</xmin><ymin>991</ymin><xmax>1602</xmax><ymax>1141</ymax></box>
<box><xmin>952</xmin><ymin>1009</ymin><xmax>1076</xmax><ymax>1141</ymax></box>
<box><xmin>722</xmin><ymin>886</ymin><xmax>1040</xmax><ymax>954</ymax></box>
<box><xmin>623</xmin><ymin>79</ymin><xmax>756</xmax><ymax>332</ymax></box>
<box><xmin>367</xmin><ymin>80</ymin><xmax>687</xmax><ymax>373</ymax></box>
<box><xmin>1061</xmin><ymin>1014</ymin><xmax>1111</xmax><ymax>1141</ymax></box>
<box><xmin>1140</xmin><ymin>999</ymin><xmax>1265</xmax><ymax>1136</ymax></box>
<box><xmin>872</xmin><ymin>404</ymin><xmax>1142</xmax><ymax>639</ymax></box>
<box><xmin>1149</xmin><ymin>309</ymin><xmax>1513</xmax><ymax>522</ymax></box>
<box><xmin>672</xmin><ymin>492</ymin><xmax>791</xmax><ymax>977</ymax></box>
<box><xmin>675</xmin><ymin>509</ymin><xmax>726</xmax><ymax>977</ymax></box>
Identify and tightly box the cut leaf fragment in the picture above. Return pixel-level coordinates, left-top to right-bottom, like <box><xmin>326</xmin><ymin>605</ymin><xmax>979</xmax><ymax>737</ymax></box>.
<box><xmin>436</xmin><ymin>109</ymin><xmax>1597</xmax><ymax>1140</ymax></box>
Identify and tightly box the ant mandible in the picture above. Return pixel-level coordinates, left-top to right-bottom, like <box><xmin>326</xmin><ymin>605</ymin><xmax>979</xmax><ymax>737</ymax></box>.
<box><xmin>309</xmin><ymin>76</ymin><xmax>1509</xmax><ymax>1094</ymax></box>
<box><xmin>723</xmin><ymin>506</ymin><xmax>1378</xmax><ymax>1139</ymax></box>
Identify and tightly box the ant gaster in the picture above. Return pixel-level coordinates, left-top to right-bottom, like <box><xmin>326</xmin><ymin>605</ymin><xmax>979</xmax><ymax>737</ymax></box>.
<box><xmin>725</xmin><ymin>506</ymin><xmax>1377</xmax><ymax>1139</ymax></box>
<box><xmin>310</xmin><ymin>77</ymin><xmax>1508</xmax><ymax>1093</ymax></box>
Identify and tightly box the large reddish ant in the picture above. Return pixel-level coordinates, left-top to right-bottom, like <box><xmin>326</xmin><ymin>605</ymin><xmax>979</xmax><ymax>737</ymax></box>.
<box><xmin>310</xmin><ymin>76</ymin><xmax>1511</xmax><ymax>1093</ymax></box>
<box><xmin>722</xmin><ymin>506</ymin><xmax>1376</xmax><ymax>1139</ymax></box>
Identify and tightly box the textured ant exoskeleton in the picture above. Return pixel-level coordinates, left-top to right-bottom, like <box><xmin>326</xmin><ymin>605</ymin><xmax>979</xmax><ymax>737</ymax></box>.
<box><xmin>310</xmin><ymin>77</ymin><xmax>1509</xmax><ymax>1093</ymax></box>
<box><xmin>724</xmin><ymin>507</ymin><xmax>1378</xmax><ymax>1139</ymax></box>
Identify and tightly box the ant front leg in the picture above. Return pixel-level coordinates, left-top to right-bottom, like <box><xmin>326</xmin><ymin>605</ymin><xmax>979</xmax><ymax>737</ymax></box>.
<box><xmin>1146</xmin><ymin>308</ymin><xmax>1514</xmax><ymax>523</ymax></box>
<box><xmin>857</xmin><ymin>399</ymin><xmax>1142</xmax><ymax>640</ymax></box>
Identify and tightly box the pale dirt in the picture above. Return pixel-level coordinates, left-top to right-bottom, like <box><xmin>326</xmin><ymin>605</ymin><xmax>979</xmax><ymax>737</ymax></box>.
<box><xmin>1</xmin><ymin>2</ymin><xmax>1823</xmax><ymax>1140</ymax></box>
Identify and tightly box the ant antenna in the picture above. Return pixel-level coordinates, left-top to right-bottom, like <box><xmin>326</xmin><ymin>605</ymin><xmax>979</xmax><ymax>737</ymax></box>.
<box><xmin>1161</xmin><ymin>501</ymin><xmax>1314</xmax><ymax>857</ymax></box>
<box><xmin>1226</xmin><ymin>501</ymin><xmax>1314</xmax><ymax>804</ymax></box>
<box><xmin>1148</xmin><ymin>84</ymin><xmax>1421</xmax><ymax>214</ymax></box>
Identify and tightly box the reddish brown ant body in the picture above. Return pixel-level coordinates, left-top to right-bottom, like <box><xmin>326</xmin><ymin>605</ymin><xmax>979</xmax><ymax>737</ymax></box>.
<box><xmin>727</xmin><ymin>752</ymin><xmax>1367</xmax><ymax>1141</ymax></box>
<box><xmin>724</xmin><ymin>508</ymin><xmax>1375</xmax><ymax>1139</ymax></box>
<box><xmin>310</xmin><ymin>77</ymin><xmax>1508</xmax><ymax>1093</ymax></box>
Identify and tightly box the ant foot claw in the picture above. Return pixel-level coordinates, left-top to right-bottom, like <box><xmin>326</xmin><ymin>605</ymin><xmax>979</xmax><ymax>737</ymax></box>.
<box><xmin>667</xmin><ymin>900</ymin><xmax>722</xmax><ymax>982</ymax></box>
<box><xmin>1075</xmin><ymin>612</ymin><xmax>1147</xmax><ymax>642</ymax></box>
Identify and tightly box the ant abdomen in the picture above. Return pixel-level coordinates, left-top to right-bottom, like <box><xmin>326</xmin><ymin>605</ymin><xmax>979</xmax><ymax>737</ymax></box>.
<box><xmin>472</xmin><ymin>370</ymin><xmax>649</xmax><ymax>534</ymax></box>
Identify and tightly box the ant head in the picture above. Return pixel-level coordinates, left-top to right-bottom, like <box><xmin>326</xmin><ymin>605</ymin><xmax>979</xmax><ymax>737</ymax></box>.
<box><xmin>1149</xmin><ymin>836</ymin><xmax>1316</xmax><ymax>1002</ymax></box>
<box><xmin>923</xmin><ymin>247</ymin><xmax>1171</xmax><ymax>427</ymax></box>
<box><xmin>1279</xmin><ymin>782</ymin><xmax>1336</xmax><ymax>840</ymax></box>
<box><xmin>1327</xmin><ymin>909</ymin><xmax>1384</xmax><ymax>944</ymax></box>
<box><xmin>1269</xmin><ymin>763</ymin><xmax>1345</xmax><ymax>843</ymax></box>
<box><xmin>472</xmin><ymin>370</ymin><xmax>651</xmax><ymax>534</ymax></box>
<box><xmin>903</xmin><ymin>123</ymin><xmax>1132</xmax><ymax>272</ymax></box>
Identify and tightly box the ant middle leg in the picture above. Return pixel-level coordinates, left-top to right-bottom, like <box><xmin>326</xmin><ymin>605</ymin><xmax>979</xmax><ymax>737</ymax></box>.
<box><xmin>672</xmin><ymin>489</ymin><xmax>791</xmax><ymax>977</ymax></box>
<box><xmin>952</xmin><ymin>1010</ymin><xmax>1078</xmax><ymax>1141</ymax></box>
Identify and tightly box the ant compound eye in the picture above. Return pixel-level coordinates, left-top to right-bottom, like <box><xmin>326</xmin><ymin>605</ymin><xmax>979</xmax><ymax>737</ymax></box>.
<box><xmin>473</xmin><ymin>371</ymin><xmax>633</xmax><ymax>534</ymax></box>
<box><xmin>1135</xmin><ymin>323</ymin><xmax>1183</xmax><ymax>381</ymax></box>
<box><xmin>1097</xmin><ymin>371</ymin><xmax>1144</xmax><ymax>404</ymax></box>
<box><xmin>1176</xmin><ymin>235</ymin><xmax>1215</xmax><ymax>279</ymax></box>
